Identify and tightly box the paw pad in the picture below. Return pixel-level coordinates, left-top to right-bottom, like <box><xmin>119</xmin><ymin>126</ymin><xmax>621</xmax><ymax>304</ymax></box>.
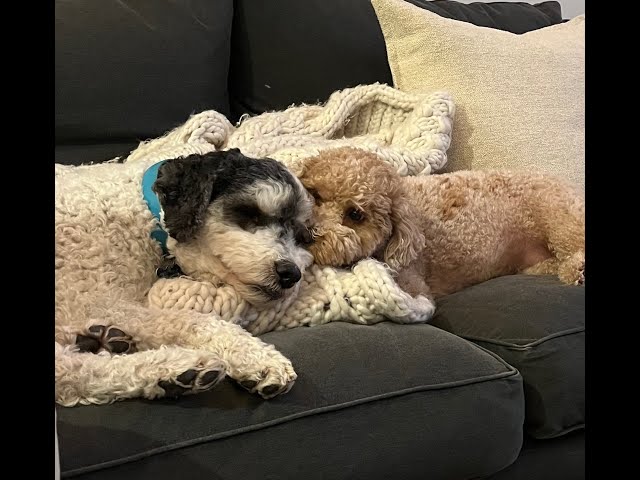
<box><xmin>159</xmin><ymin>368</ymin><xmax>224</xmax><ymax>399</ymax></box>
<box><xmin>76</xmin><ymin>325</ymin><xmax>137</xmax><ymax>354</ymax></box>
<box><xmin>260</xmin><ymin>384</ymin><xmax>282</xmax><ymax>397</ymax></box>
<box><xmin>236</xmin><ymin>373</ymin><xmax>294</xmax><ymax>399</ymax></box>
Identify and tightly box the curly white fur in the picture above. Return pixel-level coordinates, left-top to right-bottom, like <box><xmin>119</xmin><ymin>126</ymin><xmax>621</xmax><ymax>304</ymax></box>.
<box><xmin>55</xmin><ymin>157</ymin><xmax>301</xmax><ymax>406</ymax></box>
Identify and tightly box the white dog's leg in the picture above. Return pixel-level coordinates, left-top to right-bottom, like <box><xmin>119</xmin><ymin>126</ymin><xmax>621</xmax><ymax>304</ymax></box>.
<box><xmin>65</xmin><ymin>302</ymin><xmax>297</xmax><ymax>399</ymax></box>
<box><xmin>171</xmin><ymin>316</ymin><xmax>298</xmax><ymax>399</ymax></box>
<box><xmin>138</xmin><ymin>310</ymin><xmax>297</xmax><ymax>399</ymax></box>
<box><xmin>55</xmin><ymin>342</ymin><xmax>227</xmax><ymax>406</ymax></box>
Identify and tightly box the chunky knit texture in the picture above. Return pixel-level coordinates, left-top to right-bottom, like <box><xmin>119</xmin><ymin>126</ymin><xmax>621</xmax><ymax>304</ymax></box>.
<box><xmin>148</xmin><ymin>260</ymin><xmax>435</xmax><ymax>335</ymax></box>
<box><xmin>128</xmin><ymin>83</ymin><xmax>454</xmax><ymax>177</ymax></box>
<box><xmin>125</xmin><ymin>83</ymin><xmax>451</xmax><ymax>331</ymax></box>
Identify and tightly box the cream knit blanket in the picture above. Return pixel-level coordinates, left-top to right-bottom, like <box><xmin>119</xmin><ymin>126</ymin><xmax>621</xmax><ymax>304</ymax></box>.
<box><xmin>128</xmin><ymin>83</ymin><xmax>454</xmax><ymax>177</ymax></box>
<box><xmin>149</xmin><ymin>260</ymin><xmax>435</xmax><ymax>336</ymax></box>
<box><xmin>125</xmin><ymin>83</ymin><xmax>454</xmax><ymax>332</ymax></box>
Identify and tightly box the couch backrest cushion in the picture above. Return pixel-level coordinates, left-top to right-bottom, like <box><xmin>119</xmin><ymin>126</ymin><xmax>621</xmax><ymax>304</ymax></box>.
<box><xmin>55</xmin><ymin>0</ymin><xmax>233</xmax><ymax>146</ymax></box>
<box><xmin>229</xmin><ymin>0</ymin><xmax>563</xmax><ymax>122</ymax></box>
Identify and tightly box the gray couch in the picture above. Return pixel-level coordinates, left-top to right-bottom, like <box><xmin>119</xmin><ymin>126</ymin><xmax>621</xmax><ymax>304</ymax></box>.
<box><xmin>55</xmin><ymin>1</ymin><xmax>585</xmax><ymax>479</ymax></box>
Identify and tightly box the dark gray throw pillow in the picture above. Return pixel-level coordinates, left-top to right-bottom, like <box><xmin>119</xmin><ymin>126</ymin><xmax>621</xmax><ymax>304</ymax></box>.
<box><xmin>431</xmin><ymin>274</ymin><xmax>585</xmax><ymax>439</ymax></box>
<box><xmin>406</xmin><ymin>1</ymin><xmax>563</xmax><ymax>34</ymax></box>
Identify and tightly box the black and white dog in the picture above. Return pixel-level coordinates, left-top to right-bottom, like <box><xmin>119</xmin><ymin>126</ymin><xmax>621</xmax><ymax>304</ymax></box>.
<box><xmin>55</xmin><ymin>149</ymin><xmax>313</xmax><ymax>406</ymax></box>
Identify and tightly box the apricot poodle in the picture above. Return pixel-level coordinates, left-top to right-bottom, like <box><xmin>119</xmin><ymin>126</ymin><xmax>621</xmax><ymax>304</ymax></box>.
<box><xmin>298</xmin><ymin>147</ymin><xmax>584</xmax><ymax>299</ymax></box>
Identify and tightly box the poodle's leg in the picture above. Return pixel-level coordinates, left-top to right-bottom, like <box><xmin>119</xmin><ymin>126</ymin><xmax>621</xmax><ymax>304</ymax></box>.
<box><xmin>395</xmin><ymin>265</ymin><xmax>435</xmax><ymax>300</ymax></box>
<box><xmin>55</xmin><ymin>342</ymin><xmax>227</xmax><ymax>406</ymax></box>
<box><xmin>522</xmin><ymin>253</ymin><xmax>584</xmax><ymax>285</ymax></box>
<box><xmin>63</xmin><ymin>302</ymin><xmax>297</xmax><ymax>399</ymax></box>
<box><xmin>522</xmin><ymin>258</ymin><xmax>559</xmax><ymax>275</ymax></box>
<box><xmin>557</xmin><ymin>251</ymin><xmax>585</xmax><ymax>285</ymax></box>
<box><xmin>526</xmin><ymin>184</ymin><xmax>585</xmax><ymax>285</ymax></box>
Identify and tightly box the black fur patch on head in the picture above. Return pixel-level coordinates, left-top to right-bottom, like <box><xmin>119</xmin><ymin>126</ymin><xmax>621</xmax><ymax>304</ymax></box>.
<box><xmin>152</xmin><ymin>149</ymin><xmax>301</xmax><ymax>243</ymax></box>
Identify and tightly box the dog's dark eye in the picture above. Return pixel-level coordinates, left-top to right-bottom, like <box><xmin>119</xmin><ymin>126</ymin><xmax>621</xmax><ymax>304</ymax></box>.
<box><xmin>235</xmin><ymin>205</ymin><xmax>260</xmax><ymax>218</ymax></box>
<box><xmin>234</xmin><ymin>205</ymin><xmax>263</xmax><ymax>228</ymax></box>
<box><xmin>295</xmin><ymin>224</ymin><xmax>314</xmax><ymax>246</ymax></box>
<box><xmin>307</xmin><ymin>188</ymin><xmax>322</xmax><ymax>202</ymax></box>
<box><xmin>346</xmin><ymin>208</ymin><xmax>364</xmax><ymax>223</ymax></box>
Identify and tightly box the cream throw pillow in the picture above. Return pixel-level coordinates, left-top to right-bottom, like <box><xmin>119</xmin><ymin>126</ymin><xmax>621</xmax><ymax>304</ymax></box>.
<box><xmin>371</xmin><ymin>0</ymin><xmax>585</xmax><ymax>193</ymax></box>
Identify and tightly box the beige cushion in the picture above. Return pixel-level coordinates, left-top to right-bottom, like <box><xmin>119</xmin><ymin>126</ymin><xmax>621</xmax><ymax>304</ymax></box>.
<box><xmin>371</xmin><ymin>0</ymin><xmax>585</xmax><ymax>193</ymax></box>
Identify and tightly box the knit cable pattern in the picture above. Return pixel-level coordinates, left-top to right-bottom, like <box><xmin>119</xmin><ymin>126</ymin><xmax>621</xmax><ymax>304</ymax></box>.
<box><xmin>125</xmin><ymin>83</ymin><xmax>454</xmax><ymax>177</ymax></box>
<box><xmin>148</xmin><ymin>260</ymin><xmax>436</xmax><ymax>334</ymax></box>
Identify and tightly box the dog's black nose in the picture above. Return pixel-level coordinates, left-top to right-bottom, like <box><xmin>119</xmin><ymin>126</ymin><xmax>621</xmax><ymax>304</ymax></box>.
<box><xmin>275</xmin><ymin>260</ymin><xmax>302</xmax><ymax>289</ymax></box>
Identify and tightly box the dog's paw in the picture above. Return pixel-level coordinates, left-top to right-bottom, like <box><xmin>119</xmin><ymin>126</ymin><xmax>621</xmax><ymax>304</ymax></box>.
<box><xmin>76</xmin><ymin>325</ymin><xmax>137</xmax><ymax>354</ymax></box>
<box><xmin>558</xmin><ymin>252</ymin><xmax>585</xmax><ymax>286</ymax></box>
<box><xmin>158</xmin><ymin>364</ymin><xmax>226</xmax><ymax>399</ymax></box>
<box><xmin>232</xmin><ymin>353</ymin><xmax>297</xmax><ymax>399</ymax></box>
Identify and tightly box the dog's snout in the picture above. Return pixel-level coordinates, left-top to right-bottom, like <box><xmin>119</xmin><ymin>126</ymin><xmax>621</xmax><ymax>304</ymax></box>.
<box><xmin>275</xmin><ymin>260</ymin><xmax>302</xmax><ymax>289</ymax></box>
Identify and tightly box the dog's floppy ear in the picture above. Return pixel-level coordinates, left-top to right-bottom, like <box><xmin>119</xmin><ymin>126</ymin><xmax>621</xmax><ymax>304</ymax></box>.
<box><xmin>383</xmin><ymin>188</ymin><xmax>425</xmax><ymax>271</ymax></box>
<box><xmin>153</xmin><ymin>153</ymin><xmax>227</xmax><ymax>243</ymax></box>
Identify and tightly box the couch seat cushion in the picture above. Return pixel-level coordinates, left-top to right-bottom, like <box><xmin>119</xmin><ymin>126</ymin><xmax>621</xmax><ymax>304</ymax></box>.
<box><xmin>487</xmin><ymin>430</ymin><xmax>585</xmax><ymax>480</ymax></box>
<box><xmin>431</xmin><ymin>275</ymin><xmax>585</xmax><ymax>439</ymax></box>
<box><xmin>57</xmin><ymin>323</ymin><xmax>523</xmax><ymax>480</ymax></box>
